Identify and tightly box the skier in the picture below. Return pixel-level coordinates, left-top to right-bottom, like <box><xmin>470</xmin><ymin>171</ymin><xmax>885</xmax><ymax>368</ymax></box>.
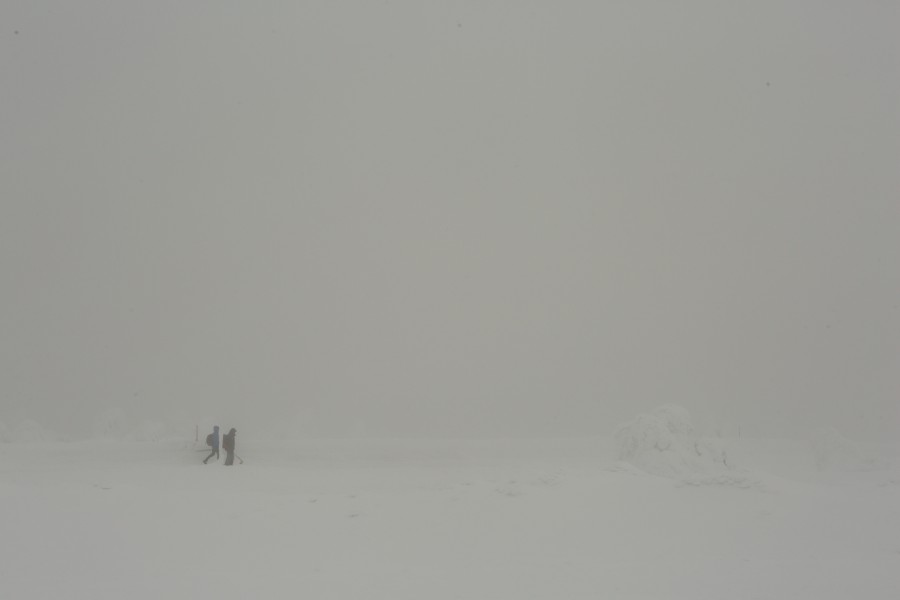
<box><xmin>223</xmin><ymin>428</ymin><xmax>237</xmax><ymax>466</ymax></box>
<box><xmin>202</xmin><ymin>425</ymin><xmax>220</xmax><ymax>464</ymax></box>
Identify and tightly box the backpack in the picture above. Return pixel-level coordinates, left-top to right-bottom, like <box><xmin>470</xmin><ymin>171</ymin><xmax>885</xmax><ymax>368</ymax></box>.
<box><xmin>206</xmin><ymin>433</ymin><xmax>214</xmax><ymax>447</ymax></box>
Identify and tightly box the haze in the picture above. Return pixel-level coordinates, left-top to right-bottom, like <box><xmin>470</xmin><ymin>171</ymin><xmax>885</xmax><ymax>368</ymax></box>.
<box><xmin>2</xmin><ymin>1</ymin><xmax>898</xmax><ymax>440</ymax></box>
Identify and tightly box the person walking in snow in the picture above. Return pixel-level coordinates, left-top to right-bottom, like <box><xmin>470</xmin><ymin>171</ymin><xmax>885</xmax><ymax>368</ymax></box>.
<box><xmin>203</xmin><ymin>425</ymin><xmax>220</xmax><ymax>464</ymax></box>
<box><xmin>222</xmin><ymin>427</ymin><xmax>237</xmax><ymax>466</ymax></box>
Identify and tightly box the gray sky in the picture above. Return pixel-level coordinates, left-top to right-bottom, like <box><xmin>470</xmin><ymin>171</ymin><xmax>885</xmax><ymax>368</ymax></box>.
<box><xmin>2</xmin><ymin>1</ymin><xmax>898</xmax><ymax>439</ymax></box>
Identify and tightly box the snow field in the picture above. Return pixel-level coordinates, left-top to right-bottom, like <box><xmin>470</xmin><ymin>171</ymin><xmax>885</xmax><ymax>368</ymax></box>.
<box><xmin>1</xmin><ymin>437</ymin><xmax>899</xmax><ymax>599</ymax></box>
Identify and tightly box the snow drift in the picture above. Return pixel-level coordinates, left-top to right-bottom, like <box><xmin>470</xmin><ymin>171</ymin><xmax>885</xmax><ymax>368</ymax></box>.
<box><xmin>615</xmin><ymin>405</ymin><xmax>730</xmax><ymax>479</ymax></box>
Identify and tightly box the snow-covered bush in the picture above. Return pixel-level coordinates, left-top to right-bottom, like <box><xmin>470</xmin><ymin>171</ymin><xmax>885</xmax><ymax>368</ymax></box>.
<box><xmin>615</xmin><ymin>405</ymin><xmax>729</xmax><ymax>478</ymax></box>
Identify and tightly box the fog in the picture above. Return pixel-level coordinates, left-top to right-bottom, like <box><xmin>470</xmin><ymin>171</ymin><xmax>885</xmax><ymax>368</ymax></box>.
<box><xmin>2</xmin><ymin>1</ymin><xmax>898</xmax><ymax>440</ymax></box>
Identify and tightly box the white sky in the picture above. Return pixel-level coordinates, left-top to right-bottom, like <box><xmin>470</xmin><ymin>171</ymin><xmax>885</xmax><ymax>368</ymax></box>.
<box><xmin>1</xmin><ymin>1</ymin><xmax>898</xmax><ymax>439</ymax></box>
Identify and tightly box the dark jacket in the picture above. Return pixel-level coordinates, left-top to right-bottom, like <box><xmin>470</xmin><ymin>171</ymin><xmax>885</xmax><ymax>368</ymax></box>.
<box><xmin>223</xmin><ymin>430</ymin><xmax>236</xmax><ymax>451</ymax></box>
<box><xmin>209</xmin><ymin>426</ymin><xmax>220</xmax><ymax>449</ymax></box>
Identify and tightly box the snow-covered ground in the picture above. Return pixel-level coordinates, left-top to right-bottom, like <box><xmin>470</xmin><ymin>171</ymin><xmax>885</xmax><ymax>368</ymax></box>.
<box><xmin>2</xmin><ymin>436</ymin><xmax>898</xmax><ymax>599</ymax></box>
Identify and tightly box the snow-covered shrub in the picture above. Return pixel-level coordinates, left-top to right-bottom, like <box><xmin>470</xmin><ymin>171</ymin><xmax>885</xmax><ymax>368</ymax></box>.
<box><xmin>615</xmin><ymin>405</ymin><xmax>729</xmax><ymax>478</ymax></box>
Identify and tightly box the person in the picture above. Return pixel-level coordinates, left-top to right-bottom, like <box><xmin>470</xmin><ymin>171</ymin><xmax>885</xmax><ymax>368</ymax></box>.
<box><xmin>222</xmin><ymin>427</ymin><xmax>237</xmax><ymax>466</ymax></box>
<box><xmin>202</xmin><ymin>425</ymin><xmax>220</xmax><ymax>464</ymax></box>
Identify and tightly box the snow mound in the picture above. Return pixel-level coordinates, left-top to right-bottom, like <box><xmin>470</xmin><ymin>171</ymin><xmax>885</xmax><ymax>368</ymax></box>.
<box><xmin>9</xmin><ymin>419</ymin><xmax>57</xmax><ymax>443</ymax></box>
<box><xmin>810</xmin><ymin>428</ymin><xmax>869</xmax><ymax>471</ymax></box>
<box><xmin>615</xmin><ymin>405</ymin><xmax>730</xmax><ymax>479</ymax></box>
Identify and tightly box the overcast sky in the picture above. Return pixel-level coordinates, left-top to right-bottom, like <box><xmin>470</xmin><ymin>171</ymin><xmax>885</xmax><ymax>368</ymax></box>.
<box><xmin>1</xmin><ymin>1</ymin><xmax>898</xmax><ymax>439</ymax></box>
